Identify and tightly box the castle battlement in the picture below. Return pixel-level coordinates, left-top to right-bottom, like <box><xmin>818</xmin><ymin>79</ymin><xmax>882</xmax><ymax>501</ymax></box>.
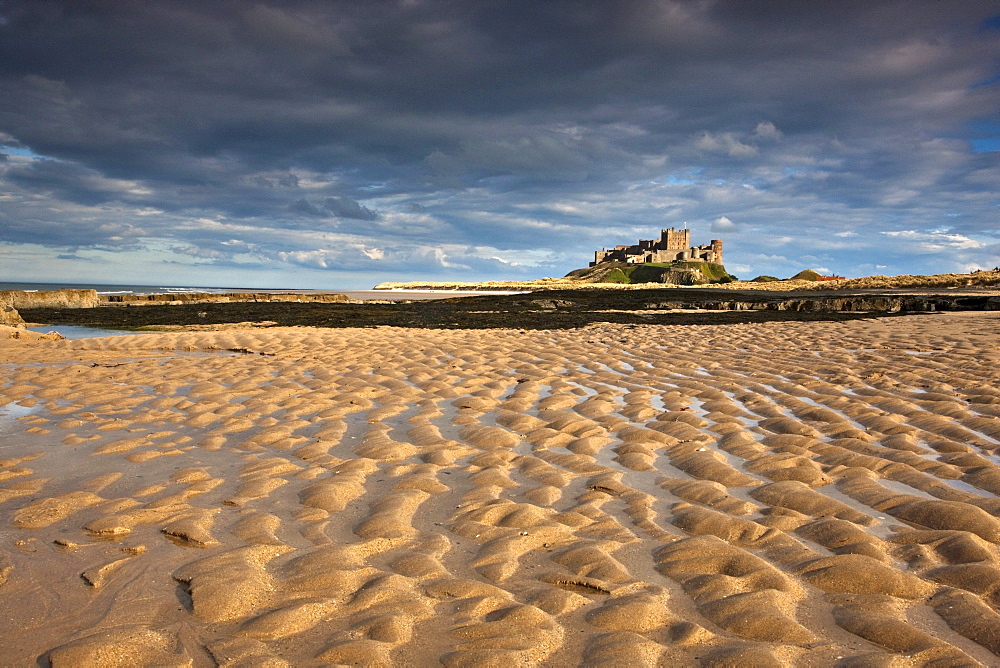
<box><xmin>591</xmin><ymin>227</ymin><xmax>723</xmax><ymax>266</ymax></box>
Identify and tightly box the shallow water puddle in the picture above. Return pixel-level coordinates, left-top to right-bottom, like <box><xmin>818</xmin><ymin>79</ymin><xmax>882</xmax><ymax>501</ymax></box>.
<box><xmin>876</xmin><ymin>478</ymin><xmax>940</xmax><ymax>500</ymax></box>
<box><xmin>0</xmin><ymin>401</ymin><xmax>38</xmax><ymax>421</ymax></box>
<box><xmin>26</xmin><ymin>325</ymin><xmax>137</xmax><ymax>339</ymax></box>
<box><xmin>0</xmin><ymin>401</ymin><xmax>39</xmax><ymax>437</ymax></box>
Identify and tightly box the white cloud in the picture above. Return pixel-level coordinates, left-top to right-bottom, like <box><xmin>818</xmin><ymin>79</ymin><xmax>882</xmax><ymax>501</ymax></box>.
<box><xmin>694</xmin><ymin>122</ymin><xmax>781</xmax><ymax>159</ymax></box>
<box><xmin>748</xmin><ymin>253</ymin><xmax>791</xmax><ymax>263</ymax></box>
<box><xmin>134</xmin><ymin>207</ymin><xmax>165</xmax><ymax>216</ymax></box>
<box><xmin>711</xmin><ymin>216</ymin><xmax>738</xmax><ymax>232</ymax></box>
<box><xmin>753</xmin><ymin>121</ymin><xmax>783</xmax><ymax>142</ymax></box>
<box><xmin>277</xmin><ymin>249</ymin><xmax>334</xmax><ymax>269</ymax></box>
<box><xmin>881</xmin><ymin>230</ymin><xmax>984</xmax><ymax>252</ymax></box>
<box><xmin>694</xmin><ymin>131</ymin><xmax>758</xmax><ymax>158</ymax></box>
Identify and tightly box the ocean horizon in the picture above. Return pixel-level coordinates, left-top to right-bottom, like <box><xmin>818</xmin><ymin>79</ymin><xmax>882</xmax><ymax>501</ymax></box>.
<box><xmin>0</xmin><ymin>280</ymin><xmax>291</xmax><ymax>296</ymax></box>
<box><xmin>0</xmin><ymin>281</ymin><xmax>522</xmax><ymax>301</ymax></box>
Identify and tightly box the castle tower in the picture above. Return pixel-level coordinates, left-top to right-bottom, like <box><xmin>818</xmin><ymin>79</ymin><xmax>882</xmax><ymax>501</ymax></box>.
<box><xmin>710</xmin><ymin>239</ymin><xmax>723</xmax><ymax>264</ymax></box>
<box><xmin>660</xmin><ymin>227</ymin><xmax>690</xmax><ymax>251</ymax></box>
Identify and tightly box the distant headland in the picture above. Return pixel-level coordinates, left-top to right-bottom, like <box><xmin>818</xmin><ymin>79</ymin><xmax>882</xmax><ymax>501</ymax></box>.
<box><xmin>372</xmin><ymin>269</ymin><xmax>1000</xmax><ymax>292</ymax></box>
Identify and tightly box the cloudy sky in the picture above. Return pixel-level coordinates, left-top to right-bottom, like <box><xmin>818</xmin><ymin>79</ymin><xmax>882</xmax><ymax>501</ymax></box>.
<box><xmin>1</xmin><ymin>1</ymin><xmax>998</xmax><ymax>289</ymax></box>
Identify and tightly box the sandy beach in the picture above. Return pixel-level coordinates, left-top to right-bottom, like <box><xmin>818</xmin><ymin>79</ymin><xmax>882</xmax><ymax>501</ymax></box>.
<box><xmin>2</xmin><ymin>313</ymin><xmax>1000</xmax><ymax>666</ymax></box>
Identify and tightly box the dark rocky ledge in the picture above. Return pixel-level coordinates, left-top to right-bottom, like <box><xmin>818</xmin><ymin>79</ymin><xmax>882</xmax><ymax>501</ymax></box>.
<box><xmin>102</xmin><ymin>292</ymin><xmax>351</xmax><ymax>305</ymax></box>
<box><xmin>17</xmin><ymin>288</ymin><xmax>1000</xmax><ymax>331</ymax></box>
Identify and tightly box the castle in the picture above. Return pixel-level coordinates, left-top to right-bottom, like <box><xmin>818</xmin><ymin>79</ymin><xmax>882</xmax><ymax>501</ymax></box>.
<box><xmin>591</xmin><ymin>227</ymin><xmax>723</xmax><ymax>266</ymax></box>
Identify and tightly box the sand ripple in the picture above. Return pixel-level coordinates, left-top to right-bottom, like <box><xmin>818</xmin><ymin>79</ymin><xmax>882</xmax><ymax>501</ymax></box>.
<box><xmin>1</xmin><ymin>312</ymin><xmax>999</xmax><ymax>665</ymax></box>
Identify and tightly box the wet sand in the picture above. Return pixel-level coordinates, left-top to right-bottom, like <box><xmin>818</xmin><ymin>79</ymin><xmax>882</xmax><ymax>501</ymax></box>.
<box><xmin>1</xmin><ymin>313</ymin><xmax>1000</xmax><ymax>666</ymax></box>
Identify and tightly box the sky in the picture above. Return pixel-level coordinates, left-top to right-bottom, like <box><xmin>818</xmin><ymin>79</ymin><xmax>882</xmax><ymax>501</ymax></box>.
<box><xmin>0</xmin><ymin>0</ymin><xmax>998</xmax><ymax>289</ymax></box>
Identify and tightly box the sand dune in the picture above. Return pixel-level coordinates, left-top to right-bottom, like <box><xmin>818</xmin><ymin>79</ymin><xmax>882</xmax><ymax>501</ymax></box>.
<box><xmin>1</xmin><ymin>312</ymin><xmax>1000</xmax><ymax>665</ymax></box>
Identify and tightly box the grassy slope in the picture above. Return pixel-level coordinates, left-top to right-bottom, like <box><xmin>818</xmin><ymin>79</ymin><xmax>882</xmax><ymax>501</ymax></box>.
<box><xmin>563</xmin><ymin>261</ymin><xmax>733</xmax><ymax>284</ymax></box>
<box><xmin>673</xmin><ymin>262</ymin><xmax>732</xmax><ymax>282</ymax></box>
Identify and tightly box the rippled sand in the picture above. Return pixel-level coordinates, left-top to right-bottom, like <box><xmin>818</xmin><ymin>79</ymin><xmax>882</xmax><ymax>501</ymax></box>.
<box><xmin>2</xmin><ymin>313</ymin><xmax>1000</xmax><ymax>666</ymax></box>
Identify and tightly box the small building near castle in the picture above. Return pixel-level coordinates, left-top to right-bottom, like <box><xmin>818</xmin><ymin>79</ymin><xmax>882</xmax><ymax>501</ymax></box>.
<box><xmin>590</xmin><ymin>227</ymin><xmax>723</xmax><ymax>266</ymax></box>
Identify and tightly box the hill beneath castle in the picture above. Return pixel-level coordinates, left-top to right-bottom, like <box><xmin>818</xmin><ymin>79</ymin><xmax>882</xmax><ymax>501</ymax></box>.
<box><xmin>564</xmin><ymin>260</ymin><xmax>736</xmax><ymax>285</ymax></box>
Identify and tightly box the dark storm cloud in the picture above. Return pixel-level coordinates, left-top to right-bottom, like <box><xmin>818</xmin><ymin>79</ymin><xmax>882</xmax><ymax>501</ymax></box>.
<box><xmin>321</xmin><ymin>197</ymin><xmax>380</xmax><ymax>221</ymax></box>
<box><xmin>0</xmin><ymin>0</ymin><xmax>997</xmax><ymax>285</ymax></box>
<box><xmin>289</xmin><ymin>196</ymin><xmax>379</xmax><ymax>222</ymax></box>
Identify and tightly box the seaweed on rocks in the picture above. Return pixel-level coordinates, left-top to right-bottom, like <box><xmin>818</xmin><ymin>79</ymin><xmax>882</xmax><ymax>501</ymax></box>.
<box><xmin>18</xmin><ymin>287</ymin><xmax>997</xmax><ymax>332</ymax></box>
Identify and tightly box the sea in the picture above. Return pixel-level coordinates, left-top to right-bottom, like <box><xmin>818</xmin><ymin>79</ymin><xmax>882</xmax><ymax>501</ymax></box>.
<box><xmin>0</xmin><ymin>281</ymin><xmax>514</xmax><ymax>302</ymax></box>
<box><xmin>2</xmin><ymin>280</ymin><xmax>520</xmax><ymax>339</ymax></box>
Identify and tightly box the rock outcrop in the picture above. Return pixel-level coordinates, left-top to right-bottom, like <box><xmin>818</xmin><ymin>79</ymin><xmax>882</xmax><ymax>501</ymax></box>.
<box><xmin>0</xmin><ymin>289</ymin><xmax>101</xmax><ymax>309</ymax></box>
<box><xmin>637</xmin><ymin>295</ymin><xmax>1000</xmax><ymax>313</ymax></box>
<box><xmin>0</xmin><ymin>289</ymin><xmax>351</xmax><ymax>311</ymax></box>
<box><xmin>104</xmin><ymin>292</ymin><xmax>351</xmax><ymax>305</ymax></box>
<box><xmin>665</xmin><ymin>268</ymin><xmax>708</xmax><ymax>286</ymax></box>
<box><xmin>0</xmin><ymin>304</ymin><xmax>25</xmax><ymax>326</ymax></box>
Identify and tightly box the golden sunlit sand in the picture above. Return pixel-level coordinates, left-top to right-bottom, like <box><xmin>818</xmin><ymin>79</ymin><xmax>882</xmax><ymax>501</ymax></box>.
<box><xmin>2</xmin><ymin>313</ymin><xmax>1000</xmax><ymax>665</ymax></box>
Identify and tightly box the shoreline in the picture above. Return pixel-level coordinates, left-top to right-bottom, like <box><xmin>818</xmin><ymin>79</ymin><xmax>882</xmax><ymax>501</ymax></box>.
<box><xmin>11</xmin><ymin>285</ymin><xmax>1000</xmax><ymax>332</ymax></box>
<box><xmin>3</xmin><ymin>267</ymin><xmax>999</xmax><ymax>331</ymax></box>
